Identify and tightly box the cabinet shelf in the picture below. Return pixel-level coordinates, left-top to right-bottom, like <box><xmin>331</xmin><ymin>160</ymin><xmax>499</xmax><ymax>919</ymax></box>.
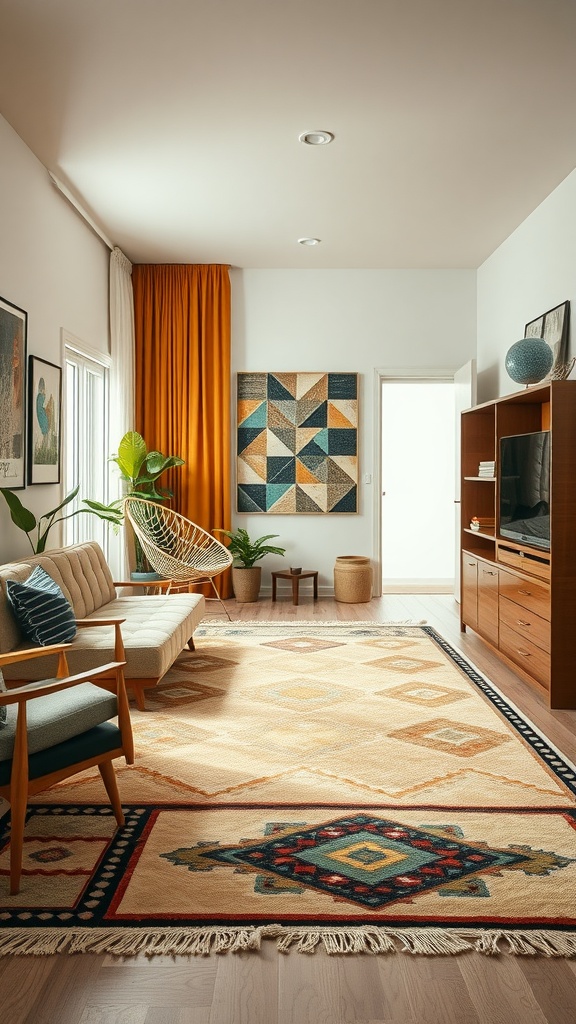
<box><xmin>463</xmin><ymin>528</ymin><xmax>495</xmax><ymax>541</ymax></box>
<box><xmin>463</xmin><ymin>476</ymin><xmax>496</xmax><ymax>482</ymax></box>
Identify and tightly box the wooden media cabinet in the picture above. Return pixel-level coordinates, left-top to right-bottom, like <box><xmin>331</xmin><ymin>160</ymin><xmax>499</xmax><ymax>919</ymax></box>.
<box><xmin>460</xmin><ymin>381</ymin><xmax>576</xmax><ymax>709</ymax></box>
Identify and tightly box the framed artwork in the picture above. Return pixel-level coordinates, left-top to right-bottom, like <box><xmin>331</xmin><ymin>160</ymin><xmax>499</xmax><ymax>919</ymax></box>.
<box><xmin>525</xmin><ymin>300</ymin><xmax>570</xmax><ymax>374</ymax></box>
<box><xmin>28</xmin><ymin>355</ymin><xmax>62</xmax><ymax>484</ymax></box>
<box><xmin>237</xmin><ymin>371</ymin><xmax>358</xmax><ymax>513</ymax></box>
<box><xmin>0</xmin><ymin>295</ymin><xmax>27</xmax><ymax>489</ymax></box>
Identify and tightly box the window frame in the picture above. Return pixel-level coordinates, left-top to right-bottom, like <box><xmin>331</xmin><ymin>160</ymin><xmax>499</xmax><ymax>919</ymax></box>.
<box><xmin>61</xmin><ymin>330</ymin><xmax>111</xmax><ymax>554</ymax></box>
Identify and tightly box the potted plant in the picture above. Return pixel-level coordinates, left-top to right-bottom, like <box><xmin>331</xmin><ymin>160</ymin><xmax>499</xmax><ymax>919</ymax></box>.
<box><xmin>214</xmin><ymin>527</ymin><xmax>286</xmax><ymax>602</ymax></box>
<box><xmin>105</xmin><ymin>432</ymin><xmax>184</xmax><ymax>578</ymax></box>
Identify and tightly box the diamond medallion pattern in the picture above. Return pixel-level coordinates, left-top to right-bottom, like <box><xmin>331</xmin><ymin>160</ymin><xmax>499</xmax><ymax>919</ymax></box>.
<box><xmin>173</xmin><ymin>812</ymin><xmax>527</xmax><ymax>909</ymax></box>
<box><xmin>382</xmin><ymin>683</ymin><xmax>471</xmax><ymax>707</ymax></box>
<box><xmin>261</xmin><ymin>637</ymin><xmax>346</xmax><ymax>653</ymax></box>
<box><xmin>388</xmin><ymin>717</ymin><xmax>512</xmax><ymax>757</ymax></box>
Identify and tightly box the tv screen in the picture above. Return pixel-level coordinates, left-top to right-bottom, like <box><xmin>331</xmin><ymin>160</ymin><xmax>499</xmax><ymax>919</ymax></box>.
<box><xmin>499</xmin><ymin>430</ymin><xmax>550</xmax><ymax>550</ymax></box>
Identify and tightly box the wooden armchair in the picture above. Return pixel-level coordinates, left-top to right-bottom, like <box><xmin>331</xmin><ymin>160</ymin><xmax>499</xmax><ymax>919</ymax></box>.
<box><xmin>0</xmin><ymin>642</ymin><xmax>134</xmax><ymax>895</ymax></box>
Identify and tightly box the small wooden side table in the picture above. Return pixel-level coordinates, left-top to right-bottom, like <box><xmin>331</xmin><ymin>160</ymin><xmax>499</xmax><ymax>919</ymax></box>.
<box><xmin>271</xmin><ymin>569</ymin><xmax>319</xmax><ymax>606</ymax></box>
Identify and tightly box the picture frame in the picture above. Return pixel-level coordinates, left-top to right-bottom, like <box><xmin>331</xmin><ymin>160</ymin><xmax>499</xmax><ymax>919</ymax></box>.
<box><xmin>28</xmin><ymin>355</ymin><xmax>62</xmax><ymax>485</ymax></box>
<box><xmin>0</xmin><ymin>295</ymin><xmax>27</xmax><ymax>489</ymax></box>
<box><xmin>525</xmin><ymin>300</ymin><xmax>570</xmax><ymax>374</ymax></box>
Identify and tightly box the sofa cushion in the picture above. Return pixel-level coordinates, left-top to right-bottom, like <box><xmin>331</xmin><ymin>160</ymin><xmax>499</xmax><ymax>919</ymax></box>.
<box><xmin>0</xmin><ymin>563</ymin><xmax>31</xmax><ymax>653</ymax></box>
<box><xmin>6</xmin><ymin>591</ymin><xmax>205</xmax><ymax>681</ymax></box>
<box><xmin>0</xmin><ymin>681</ymin><xmax>118</xmax><ymax>762</ymax></box>
<box><xmin>6</xmin><ymin>565</ymin><xmax>77</xmax><ymax>645</ymax></box>
<box><xmin>19</xmin><ymin>543</ymin><xmax>117</xmax><ymax>617</ymax></box>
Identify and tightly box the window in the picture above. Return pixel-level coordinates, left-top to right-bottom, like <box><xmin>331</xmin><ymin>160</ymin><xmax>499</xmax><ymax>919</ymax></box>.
<box><xmin>63</xmin><ymin>334</ymin><xmax>111</xmax><ymax>554</ymax></box>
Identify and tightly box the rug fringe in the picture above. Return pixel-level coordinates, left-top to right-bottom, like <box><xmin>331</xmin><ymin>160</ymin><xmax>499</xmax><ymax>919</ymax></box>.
<box><xmin>1</xmin><ymin>926</ymin><xmax>575</xmax><ymax>957</ymax></box>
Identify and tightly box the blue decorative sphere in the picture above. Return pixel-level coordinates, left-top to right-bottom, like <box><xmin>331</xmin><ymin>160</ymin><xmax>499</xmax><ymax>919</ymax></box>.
<box><xmin>505</xmin><ymin>337</ymin><xmax>553</xmax><ymax>385</ymax></box>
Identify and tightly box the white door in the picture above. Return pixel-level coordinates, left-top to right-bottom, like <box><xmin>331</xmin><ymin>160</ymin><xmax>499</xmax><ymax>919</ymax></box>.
<box><xmin>381</xmin><ymin>378</ymin><xmax>457</xmax><ymax>592</ymax></box>
<box><xmin>453</xmin><ymin>360</ymin><xmax>477</xmax><ymax>601</ymax></box>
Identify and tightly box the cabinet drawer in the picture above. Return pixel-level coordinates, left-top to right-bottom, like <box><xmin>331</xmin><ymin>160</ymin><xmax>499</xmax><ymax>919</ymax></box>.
<box><xmin>461</xmin><ymin>554</ymin><xmax>478</xmax><ymax>629</ymax></box>
<box><xmin>499</xmin><ymin>621</ymin><xmax>550</xmax><ymax>690</ymax></box>
<box><xmin>498</xmin><ymin>568</ymin><xmax>550</xmax><ymax>621</ymax></box>
<box><xmin>499</xmin><ymin>595</ymin><xmax>550</xmax><ymax>654</ymax></box>
<box><xmin>477</xmin><ymin>560</ymin><xmax>499</xmax><ymax>646</ymax></box>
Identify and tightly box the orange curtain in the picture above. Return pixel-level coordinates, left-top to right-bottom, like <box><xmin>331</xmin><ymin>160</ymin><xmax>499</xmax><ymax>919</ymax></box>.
<box><xmin>132</xmin><ymin>264</ymin><xmax>232</xmax><ymax>597</ymax></box>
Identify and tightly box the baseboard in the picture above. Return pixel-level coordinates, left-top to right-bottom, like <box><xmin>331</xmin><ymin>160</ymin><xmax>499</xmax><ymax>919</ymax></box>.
<box><xmin>381</xmin><ymin>582</ymin><xmax>454</xmax><ymax>594</ymax></box>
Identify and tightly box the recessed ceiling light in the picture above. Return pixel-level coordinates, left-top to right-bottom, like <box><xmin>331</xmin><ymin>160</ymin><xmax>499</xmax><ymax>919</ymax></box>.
<box><xmin>299</xmin><ymin>130</ymin><xmax>334</xmax><ymax>146</ymax></box>
<box><xmin>298</xmin><ymin>237</ymin><xmax>321</xmax><ymax>246</ymax></box>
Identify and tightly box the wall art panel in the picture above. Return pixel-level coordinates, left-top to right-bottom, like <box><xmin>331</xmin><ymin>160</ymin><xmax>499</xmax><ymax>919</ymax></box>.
<box><xmin>237</xmin><ymin>372</ymin><xmax>358</xmax><ymax>513</ymax></box>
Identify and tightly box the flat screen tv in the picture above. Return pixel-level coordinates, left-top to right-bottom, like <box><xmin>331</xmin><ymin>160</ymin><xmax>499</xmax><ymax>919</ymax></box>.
<box><xmin>499</xmin><ymin>430</ymin><xmax>550</xmax><ymax>550</ymax></box>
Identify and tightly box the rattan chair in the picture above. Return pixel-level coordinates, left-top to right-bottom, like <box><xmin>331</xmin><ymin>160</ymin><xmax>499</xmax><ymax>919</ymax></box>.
<box><xmin>124</xmin><ymin>497</ymin><xmax>233</xmax><ymax>619</ymax></box>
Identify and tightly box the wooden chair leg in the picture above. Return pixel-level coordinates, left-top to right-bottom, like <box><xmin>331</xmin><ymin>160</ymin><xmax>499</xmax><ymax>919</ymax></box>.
<box><xmin>187</xmin><ymin>636</ymin><xmax>195</xmax><ymax>650</ymax></box>
<box><xmin>130</xmin><ymin>683</ymin><xmax>147</xmax><ymax>711</ymax></box>
<box><xmin>98</xmin><ymin>761</ymin><xmax>125</xmax><ymax>826</ymax></box>
<box><xmin>9</xmin><ymin>797</ymin><xmax>27</xmax><ymax>896</ymax></box>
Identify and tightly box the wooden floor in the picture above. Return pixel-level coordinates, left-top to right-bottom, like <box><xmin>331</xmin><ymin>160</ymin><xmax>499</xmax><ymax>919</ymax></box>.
<box><xmin>2</xmin><ymin>594</ymin><xmax>576</xmax><ymax>1024</ymax></box>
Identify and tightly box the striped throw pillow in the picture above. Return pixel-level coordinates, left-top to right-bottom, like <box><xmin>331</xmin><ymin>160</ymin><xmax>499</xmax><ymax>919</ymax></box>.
<box><xmin>6</xmin><ymin>565</ymin><xmax>77</xmax><ymax>646</ymax></box>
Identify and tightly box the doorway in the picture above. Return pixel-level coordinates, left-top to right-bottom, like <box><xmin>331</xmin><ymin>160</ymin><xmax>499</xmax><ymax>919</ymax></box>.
<box><xmin>380</xmin><ymin>377</ymin><xmax>456</xmax><ymax>592</ymax></box>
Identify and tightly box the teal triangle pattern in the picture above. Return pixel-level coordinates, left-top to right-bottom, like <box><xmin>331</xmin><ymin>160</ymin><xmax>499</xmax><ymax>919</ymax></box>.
<box><xmin>240</xmin><ymin>403</ymin><xmax>268</xmax><ymax>430</ymax></box>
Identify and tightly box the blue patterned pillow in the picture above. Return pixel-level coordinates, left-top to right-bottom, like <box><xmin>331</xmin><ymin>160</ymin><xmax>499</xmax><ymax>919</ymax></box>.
<box><xmin>6</xmin><ymin>565</ymin><xmax>77</xmax><ymax>646</ymax></box>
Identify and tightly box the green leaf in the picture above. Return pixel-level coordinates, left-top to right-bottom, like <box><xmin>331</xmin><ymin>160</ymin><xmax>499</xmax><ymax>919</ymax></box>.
<box><xmin>76</xmin><ymin>508</ymin><xmax>124</xmax><ymax>524</ymax></box>
<box><xmin>82</xmin><ymin>498</ymin><xmax>123</xmax><ymax>515</ymax></box>
<box><xmin>0</xmin><ymin>488</ymin><xmax>37</xmax><ymax>533</ymax></box>
<box><xmin>145</xmin><ymin>452</ymin><xmax>185</xmax><ymax>477</ymax></box>
<box><xmin>39</xmin><ymin>484</ymin><xmax>80</xmax><ymax>521</ymax></box>
<box><xmin>114</xmin><ymin>432</ymin><xmax>148</xmax><ymax>482</ymax></box>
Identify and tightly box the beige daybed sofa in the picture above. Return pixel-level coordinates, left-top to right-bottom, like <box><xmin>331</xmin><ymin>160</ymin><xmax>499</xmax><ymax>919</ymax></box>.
<box><xmin>0</xmin><ymin>541</ymin><xmax>205</xmax><ymax>709</ymax></box>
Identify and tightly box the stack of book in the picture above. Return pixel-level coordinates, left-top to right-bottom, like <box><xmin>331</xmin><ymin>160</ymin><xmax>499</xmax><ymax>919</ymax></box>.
<box><xmin>478</xmin><ymin>460</ymin><xmax>495</xmax><ymax>478</ymax></box>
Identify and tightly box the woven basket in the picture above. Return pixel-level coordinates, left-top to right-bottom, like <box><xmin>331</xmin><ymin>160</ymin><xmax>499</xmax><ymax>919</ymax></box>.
<box><xmin>333</xmin><ymin>555</ymin><xmax>373</xmax><ymax>603</ymax></box>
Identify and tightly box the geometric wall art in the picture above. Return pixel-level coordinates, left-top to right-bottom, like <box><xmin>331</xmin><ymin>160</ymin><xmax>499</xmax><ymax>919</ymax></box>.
<box><xmin>237</xmin><ymin>372</ymin><xmax>358</xmax><ymax>513</ymax></box>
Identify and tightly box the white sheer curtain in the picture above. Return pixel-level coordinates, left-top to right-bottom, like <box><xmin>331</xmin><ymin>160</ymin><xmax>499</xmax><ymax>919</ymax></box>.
<box><xmin>109</xmin><ymin>247</ymin><xmax>135</xmax><ymax>578</ymax></box>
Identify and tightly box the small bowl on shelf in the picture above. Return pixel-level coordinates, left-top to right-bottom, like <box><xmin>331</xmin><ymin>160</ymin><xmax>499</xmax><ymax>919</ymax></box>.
<box><xmin>290</xmin><ymin>567</ymin><xmax>302</xmax><ymax>575</ymax></box>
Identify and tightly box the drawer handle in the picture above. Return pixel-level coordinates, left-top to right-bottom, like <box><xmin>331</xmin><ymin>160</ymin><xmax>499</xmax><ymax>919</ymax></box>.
<box><xmin>517</xmin><ymin>649</ymin><xmax>532</xmax><ymax>657</ymax></box>
<box><xmin>467</xmin><ymin>562</ymin><xmax>475</xmax><ymax>567</ymax></box>
<box><xmin>517</xmin><ymin>619</ymin><xmax>531</xmax><ymax>627</ymax></box>
<box><xmin>483</xmin><ymin>570</ymin><xmax>497</xmax><ymax>576</ymax></box>
<box><xmin>517</xmin><ymin>589</ymin><xmax>532</xmax><ymax>596</ymax></box>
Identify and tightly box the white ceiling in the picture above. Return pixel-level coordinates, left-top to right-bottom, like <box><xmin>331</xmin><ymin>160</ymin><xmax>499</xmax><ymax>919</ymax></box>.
<box><xmin>1</xmin><ymin>0</ymin><xmax>576</xmax><ymax>269</ymax></box>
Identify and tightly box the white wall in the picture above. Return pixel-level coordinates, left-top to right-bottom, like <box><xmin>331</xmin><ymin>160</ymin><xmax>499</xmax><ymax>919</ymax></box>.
<box><xmin>477</xmin><ymin>169</ymin><xmax>576</xmax><ymax>402</ymax></box>
<box><xmin>231</xmin><ymin>269</ymin><xmax>476</xmax><ymax>591</ymax></box>
<box><xmin>0</xmin><ymin>115</ymin><xmax>110</xmax><ymax>563</ymax></box>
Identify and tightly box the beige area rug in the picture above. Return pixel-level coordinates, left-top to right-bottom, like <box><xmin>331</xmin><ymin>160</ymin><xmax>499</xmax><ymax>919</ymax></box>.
<box><xmin>1</xmin><ymin>622</ymin><xmax>576</xmax><ymax>957</ymax></box>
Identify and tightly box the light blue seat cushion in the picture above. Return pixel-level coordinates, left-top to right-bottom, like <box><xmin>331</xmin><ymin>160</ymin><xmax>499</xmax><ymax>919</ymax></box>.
<box><xmin>0</xmin><ymin>682</ymin><xmax>118</xmax><ymax>763</ymax></box>
<box><xmin>6</xmin><ymin>565</ymin><xmax>77</xmax><ymax>645</ymax></box>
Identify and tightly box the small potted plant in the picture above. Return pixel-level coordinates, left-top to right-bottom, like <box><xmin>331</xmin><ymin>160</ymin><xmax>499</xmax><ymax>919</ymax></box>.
<box><xmin>214</xmin><ymin>527</ymin><xmax>286</xmax><ymax>602</ymax></box>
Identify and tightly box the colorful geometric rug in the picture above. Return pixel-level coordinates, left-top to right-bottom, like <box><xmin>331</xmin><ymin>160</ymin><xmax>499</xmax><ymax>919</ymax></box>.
<box><xmin>1</xmin><ymin>622</ymin><xmax>576</xmax><ymax>957</ymax></box>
